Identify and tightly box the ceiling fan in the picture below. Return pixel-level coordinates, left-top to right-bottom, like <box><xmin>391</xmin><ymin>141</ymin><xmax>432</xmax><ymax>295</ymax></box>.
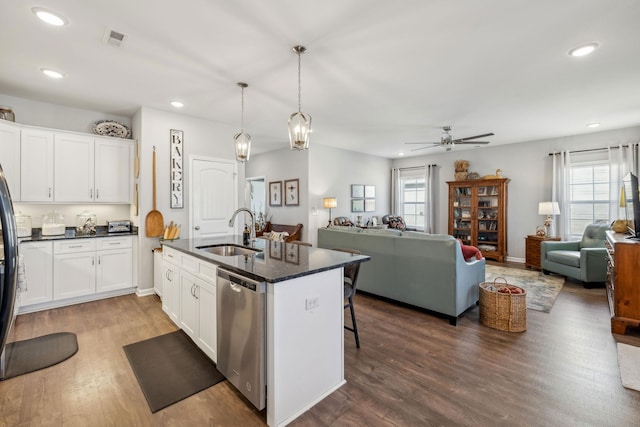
<box><xmin>406</xmin><ymin>126</ymin><xmax>494</xmax><ymax>152</ymax></box>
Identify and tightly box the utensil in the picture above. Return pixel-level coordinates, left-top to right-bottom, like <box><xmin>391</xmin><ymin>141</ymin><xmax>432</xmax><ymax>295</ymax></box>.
<box><xmin>145</xmin><ymin>146</ymin><xmax>164</xmax><ymax>237</ymax></box>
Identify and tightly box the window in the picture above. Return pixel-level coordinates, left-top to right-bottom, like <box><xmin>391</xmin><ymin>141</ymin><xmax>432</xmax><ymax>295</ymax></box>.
<box><xmin>568</xmin><ymin>161</ymin><xmax>610</xmax><ymax>236</ymax></box>
<box><xmin>400</xmin><ymin>176</ymin><xmax>425</xmax><ymax>230</ymax></box>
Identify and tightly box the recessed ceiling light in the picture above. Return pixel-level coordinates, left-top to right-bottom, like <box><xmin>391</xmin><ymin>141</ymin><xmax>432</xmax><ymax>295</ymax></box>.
<box><xmin>170</xmin><ymin>101</ymin><xmax>184</xmax><ymax>108</ymax></box>
<box><xmin>40</xmin><ymin>68</ymin><xmax>65</xmax><ymax>79</ymax></box>
<box><xmin>586</xmin><ymin>122</ymin><xmax>601</xmax><ymax>128</ymax></box>
<box><xmin>569</xmin><ymin>43</ymin><xmax>599</xmax><ymax>57</ymax></box>
<box><xmin>31</xmin><ymin>7</ymin><xmax>68</xmax><ymax>26</ymax></box>
<box><xmin>398</xmin><ymin>152</ymin><xmax>405</xmax><ymax>156</ymax></box>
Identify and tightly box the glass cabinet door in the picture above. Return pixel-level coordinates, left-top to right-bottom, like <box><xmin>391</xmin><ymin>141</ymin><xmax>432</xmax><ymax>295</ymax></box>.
<box><xmin>452</xmin><ymin>186</ymin><xmax>472</xmax><ymax>244</ymax></box>
<box><xmin>477</xmin><ymin>185</ymin><xmax>499</xmax><ymax>251</ymax></box>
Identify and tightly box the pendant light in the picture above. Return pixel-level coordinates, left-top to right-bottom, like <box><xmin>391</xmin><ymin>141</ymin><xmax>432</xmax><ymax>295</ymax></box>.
<box><xmin>234</xmin><ymin>82</ymin><xmax>251</xmax><ymax>162</ymax></box>
<box><xmin>288</xmin><ymin>45</ymin><xmax>311</xmax><ymax>150</ymax></box>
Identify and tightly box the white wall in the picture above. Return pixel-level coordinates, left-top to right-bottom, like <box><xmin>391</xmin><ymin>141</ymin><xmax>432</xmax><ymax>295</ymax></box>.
<box><xmin>245</xmin><ymin>147</ymin><xmax>309</xmax><ymax>239</ymax></box>
<box><xmin>0</xmin><ymin>94</ymin><xmax>131</xmax><ymax>133</ymax></box>
<box><xmin>393</xmin><ymin>125</ymin><xmax>640</xmax><ymax>261</ymax></box>
<box><xmin>135</xmin><ymin>106</ymin><xmax>243</xmax><ymax>291</ymax></box>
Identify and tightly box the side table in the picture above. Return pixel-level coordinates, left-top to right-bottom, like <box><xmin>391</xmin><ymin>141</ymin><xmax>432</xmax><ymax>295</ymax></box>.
<box><xmin>525</xmin><ymin>235</ymin><xmax>560</xmax><ymax>270</ymax></box>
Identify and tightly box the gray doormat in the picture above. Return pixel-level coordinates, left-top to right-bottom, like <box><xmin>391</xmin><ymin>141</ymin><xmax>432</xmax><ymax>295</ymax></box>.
<box><xmin>1</xmin><ymin>332</ymin><xmax>78</xmax><ymax>380</ymax></box>
<box><xmin>123</xmin><ymin>329</ymin><xmax>225</xmax><ymax>413</ymax></box>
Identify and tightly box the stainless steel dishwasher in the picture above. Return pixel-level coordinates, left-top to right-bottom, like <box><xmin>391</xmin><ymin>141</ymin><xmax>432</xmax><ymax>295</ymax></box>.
<box><xmin>216</xmin><ymin>268</ymin><xmax>266</xmax><ymax>410</ymax></box>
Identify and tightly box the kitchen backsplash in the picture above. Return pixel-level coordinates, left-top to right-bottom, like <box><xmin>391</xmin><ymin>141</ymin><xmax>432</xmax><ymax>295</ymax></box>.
<box><xmin>12</xmin><ymin>204</ymin><xmax>131</xmax><ymax>227</ymax></box>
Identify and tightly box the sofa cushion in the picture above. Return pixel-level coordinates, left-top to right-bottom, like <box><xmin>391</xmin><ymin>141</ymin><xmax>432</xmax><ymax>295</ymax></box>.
<box><xmin>580</xmin><ymin>222</ymin><xmax>609</xmax><ymax>249</ymax></box>
<box><xmin>360</xmin><ymin>228</ymin><xmax>402</xmax><ymax>236</ymax></box>
<box><xmin>547</xmin><ymin>250</ymin><xmax>581</xmax><ymax>268</ymax></box>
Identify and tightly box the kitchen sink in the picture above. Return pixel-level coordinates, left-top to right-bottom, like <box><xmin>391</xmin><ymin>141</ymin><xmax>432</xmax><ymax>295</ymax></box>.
<box><xmin>196</xmin><ymin>244</ymin><xmax>261</xmax><ymax>257</ymax></box>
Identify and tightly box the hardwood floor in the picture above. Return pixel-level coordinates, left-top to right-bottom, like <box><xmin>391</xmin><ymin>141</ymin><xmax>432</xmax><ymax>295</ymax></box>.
<box><xmin>2</xmin><ymin>267</ymin><xmax>639</xmax><ymax>426</ymax></box>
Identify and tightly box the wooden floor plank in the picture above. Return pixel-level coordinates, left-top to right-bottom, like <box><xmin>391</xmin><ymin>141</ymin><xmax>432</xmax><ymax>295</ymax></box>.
<box><xmin>1</xmin><ymin>268</ymin><xmax>639</xmax><ymax>426</ymax></box>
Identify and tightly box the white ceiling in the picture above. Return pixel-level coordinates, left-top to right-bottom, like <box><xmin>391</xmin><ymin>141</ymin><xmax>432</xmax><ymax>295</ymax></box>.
<box><xmin>2</xmin><ymin>0</ymin><xmax>640</xmax><ymax>158</ymax></box>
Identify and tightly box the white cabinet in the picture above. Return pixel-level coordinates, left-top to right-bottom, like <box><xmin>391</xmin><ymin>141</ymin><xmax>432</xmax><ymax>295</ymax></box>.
<box><xmin>162</xmin><ymin>245</ymin><xmax>217</xmax><ymax>362</ymax></box>
<box><xmin>94</xmin><ymin>138</ymin><xmax>131</xmax><ymax>203</ymax></box>
<box><xmin>54</xmin><ymin>132</ymin><xmax>94</xmax><ymax>202</ymax></box>
<box><xmin>180</xmin><ymin>270</ymin><xmax>199</xmax><ymax>339</ymax></box>
<box><xmin>53</xmin><ymin>239</ymin><xmax>97</xmax><ymax>300</ymax></box>
<box><xmin>96</xmin><ymin>236</ymin><xmax>133</xmax><ymax>292</ymax></box>
<box><xmin>0</xmin><ymin>121</ymin><xmax>21</xmax><ymax>200</ymax></box>
<box><xmin>20</xmin><ymin>127</ymin><xmax>54</xmax><ymax>202</ymax></box>
<box><xmin>153</xmin><ymin>248</ymin><xmax>163</xmax><ymax>296</ymax></box>
<box><xmin>17</xmin><ymin>124</ymin><xmax>132</xmax><ymax>203</ymax></box>
<box><xmin>19</xmin><ymin>241</ymin><xmax>53</xmax><ymax>306</ymax></box>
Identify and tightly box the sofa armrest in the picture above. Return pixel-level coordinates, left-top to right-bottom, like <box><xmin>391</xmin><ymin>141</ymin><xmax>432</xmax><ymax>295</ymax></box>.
<box><xmin>541</xmin><ymin>240</ymin><xmax>580</xmax><ymax>260</ymax></box>
<box><xmin>580</xmin><ymin>247</ymin><xmax>609</xmax><ymax>282</ymax></box>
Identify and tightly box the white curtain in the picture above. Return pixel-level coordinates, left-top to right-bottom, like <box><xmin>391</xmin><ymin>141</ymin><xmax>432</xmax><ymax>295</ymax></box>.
<box><xmin>424</xmin><ymin>164</ymin><xmax>436</xmax><ymax>233</ymax></box>
<box><xmin>552</xmin><ymin>150</ymin><xmax>571</xmax><ymax>240</ymax></box>
<box><xmin>608</xmin><ymin>143</ymin><xmax>640</xmax><ymax>220</ymax></box>
<box><xmin>391</xmin><ymin>168</ymin><xmax>401</xmax><ymax>215</ymax></box>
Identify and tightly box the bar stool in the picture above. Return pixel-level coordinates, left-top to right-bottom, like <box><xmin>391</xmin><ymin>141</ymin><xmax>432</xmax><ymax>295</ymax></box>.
<box><xmin>333</xmin><ymin>248</ymin><xmax>361</xmax><ymax>349</ymax></box>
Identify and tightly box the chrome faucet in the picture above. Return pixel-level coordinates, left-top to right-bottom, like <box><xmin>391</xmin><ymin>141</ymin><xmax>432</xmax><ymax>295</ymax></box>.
<box><xmin>228</xmin><ymin>208</ymin><xmax>256</xmax><ymax>244</ymax></box>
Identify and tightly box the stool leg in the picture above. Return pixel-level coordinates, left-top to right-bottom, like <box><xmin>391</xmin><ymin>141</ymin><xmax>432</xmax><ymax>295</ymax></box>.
<box><xmin>348</xmin><ymin>296</ymin><xmax>360</xmax><ymax>349</ymax></box>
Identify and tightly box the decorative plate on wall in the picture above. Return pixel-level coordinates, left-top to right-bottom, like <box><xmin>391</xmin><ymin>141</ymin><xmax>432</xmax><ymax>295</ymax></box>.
<box><xmin>92</xmin><ymin>120</ymin><xmax>131</xmax><ymax>138</ymax></box>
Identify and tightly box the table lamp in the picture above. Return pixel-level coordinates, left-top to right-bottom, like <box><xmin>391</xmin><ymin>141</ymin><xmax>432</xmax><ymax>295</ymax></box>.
<box><xmin>323</xmin><ymin>197</ymin><xmax>337</xmax><ymax>228</ymax></box>
<box><xmin>538</xmin><ymin>201</ymin><xmax>560</xmax><ymax>237</ymax></box>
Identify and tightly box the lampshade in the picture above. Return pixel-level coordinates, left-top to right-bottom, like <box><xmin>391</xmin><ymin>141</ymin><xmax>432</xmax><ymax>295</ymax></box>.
<box><xmin>234</xmin><ymin>82</ymin><xmax>251</xmax><ymax>162</ymax></box>
<box><xmin>620</xmin><ymin>185</ymin><xmax>627</xmax><ymax>208</ymax></box>
<box><xmin>323</xmin><ymin>197</ymin><xmax>337</xmax><ymax>209</ymax></box>
<box><xmin>288</xmin><ymin>45</ymin><xmax>311</xmax><ymax>151</ymax></box>
<box><xmin>538</xmin><ymin>201</ymin><xmax>560</xmax><ymax>216</ymax></box>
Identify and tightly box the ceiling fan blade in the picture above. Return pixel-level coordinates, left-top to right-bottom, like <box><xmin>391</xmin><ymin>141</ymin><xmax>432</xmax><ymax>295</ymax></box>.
<box><xmin>453</xmin><ymin>132</ymin><xmax>494</xmax><ymax>143</ymax></box>
<box><xmin>405</xmin><ymin>142</ymin><xmax>440</xmax><ymax>145</ymax></box>
<box><xmin>410</xmin><ymin>145</ymin><xmax>438</xmax><ymax>152</ymax></box>
<box><xmin>457</xmin><ymin>141</ymin><xmax>490</xmax><ymax>145</ymax></box>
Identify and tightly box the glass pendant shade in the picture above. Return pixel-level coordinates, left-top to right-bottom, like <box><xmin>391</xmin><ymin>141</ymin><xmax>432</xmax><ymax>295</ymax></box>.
<box><xmin>234</xmin><ymin>131</ymin><xmax>251</xmax><ymax>161</ymax></box>
<box><xmin>234</xmin><ymin>82</ymin><xmax>251</xmax><ymax>162</ymax></box>
<box><xmin>288</xmin><ymin>111</ymin><xmax>311</xmax><ymax>150</ymax></box>
<box><xmin>288</xmin><ymin>45</ymin><xmax>311</xmax><ymax>151</ymax></box>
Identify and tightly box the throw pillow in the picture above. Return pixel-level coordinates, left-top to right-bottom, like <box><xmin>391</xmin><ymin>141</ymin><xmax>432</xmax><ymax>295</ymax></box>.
<box><xmin>270</xmin><ymin>231</ymin><xmax>290</xmax><ymax>242</ymax></box>
<box><xmin>388</xmin><ymin>216</ymin><xmax>406</xmax><ymax>230</ymax></box>
<box><xmin>458</xmin><ymin>239</ymin><xmax>483</xmax><ymax>261</ymax></box>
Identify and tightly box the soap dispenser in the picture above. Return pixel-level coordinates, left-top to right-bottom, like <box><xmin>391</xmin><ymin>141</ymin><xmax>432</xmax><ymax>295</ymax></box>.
<box><xmin>243</xmin><ymin>224</ymin><xmax>250</xmax><ymax>246</ymax></box>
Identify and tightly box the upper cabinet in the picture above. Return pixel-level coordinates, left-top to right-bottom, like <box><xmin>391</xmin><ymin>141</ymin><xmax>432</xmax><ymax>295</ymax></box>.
<box><xmin>16</xmin><ymin>124</ymin><xmax>133</xmax><ymax>204</ymax></box>
<box><xmin>0</xmin><ymin>121</ymin><xmax>21</xmax><ymax>200</ymax></box>
<box><xmin>54</xmin><ymin>132</ymin><xmax>95</xmax><ymax>202</ymax></box>
<box><xmin>21</xmin><ymin>127</ymin><xmax>55</xmax><ymax>202</ymax></box>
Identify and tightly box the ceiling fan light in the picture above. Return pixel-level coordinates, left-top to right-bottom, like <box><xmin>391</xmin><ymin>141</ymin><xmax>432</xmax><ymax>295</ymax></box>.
<box><xmin>288</xmin><ymin>111</ymin><xmax>311</xmax><ymax>150</ymax></box>
<box><xmin>569</xmin><ymin>43</ymin><xmax>599</xmax><ymax>57</ymax></box>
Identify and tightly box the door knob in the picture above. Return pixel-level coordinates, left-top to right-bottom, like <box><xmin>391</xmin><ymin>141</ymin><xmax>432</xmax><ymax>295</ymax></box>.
<box><xmin>195</xmin><ymin>226</ymin><xmax>200</xmax><ymax>230</ymax></box>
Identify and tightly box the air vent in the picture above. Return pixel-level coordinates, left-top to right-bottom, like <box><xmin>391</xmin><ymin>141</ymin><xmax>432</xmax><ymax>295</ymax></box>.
<box><xmin>103</xmin><ymin>27</ymin><xmax>127</xmax><ymax>47</ymax></box>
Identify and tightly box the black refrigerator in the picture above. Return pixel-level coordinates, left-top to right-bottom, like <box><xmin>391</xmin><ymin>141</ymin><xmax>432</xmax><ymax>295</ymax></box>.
<box><xmin>0</xmin><ymin>163</ymin><xmax>19</xmax><ymax>379</ymax></box>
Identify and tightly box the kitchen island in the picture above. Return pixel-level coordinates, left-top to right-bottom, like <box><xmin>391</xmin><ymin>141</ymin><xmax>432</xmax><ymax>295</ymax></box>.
<box><xmin>161</xmin><ymin>236</ymin><xmax>369</xmax><ymax>427</ymax></box>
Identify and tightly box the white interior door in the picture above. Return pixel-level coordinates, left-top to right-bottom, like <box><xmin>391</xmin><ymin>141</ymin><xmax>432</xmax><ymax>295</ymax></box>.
<box><xmin>190</xmin><ymin>157</ymin><xmax>237</xmax><ymax>239</ymax></box>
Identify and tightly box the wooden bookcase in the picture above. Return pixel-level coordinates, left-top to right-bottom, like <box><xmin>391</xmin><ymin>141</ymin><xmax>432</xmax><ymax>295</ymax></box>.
<box><xmin>605</xmin><ymin>230</ymin><xmax>640</xmax><ymax>335</ymax></box>
<box><xmin>448</xmin><ymin>178</ymin><xmax>509</xmax><ymax>262</ymax></box>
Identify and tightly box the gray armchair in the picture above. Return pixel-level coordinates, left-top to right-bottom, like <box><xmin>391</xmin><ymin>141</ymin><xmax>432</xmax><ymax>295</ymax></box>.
<box><xmin>540</xmin><ymin>222</ymin><xmax>610</xmax><ymax>286</ymax></box>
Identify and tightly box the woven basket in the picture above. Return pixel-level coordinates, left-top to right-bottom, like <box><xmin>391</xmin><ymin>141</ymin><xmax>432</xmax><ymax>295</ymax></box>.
<box><xmin>479</xmin><ymin>277</ymin><xmax>527</xmax><ymax>332</ymax></box>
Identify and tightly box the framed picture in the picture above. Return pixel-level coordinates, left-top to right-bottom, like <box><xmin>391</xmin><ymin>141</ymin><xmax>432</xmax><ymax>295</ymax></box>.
<box><xmin>365</xmin><ymin>198</ymin><xmax>376</xmax><ymax>212</ymax></box>
<box><xmin>351</xmin><ymin>184</ymin><xmax>365</xmax><ymax>198</ymax></box>
<box><xmin>365</xmin><ymin>185</ymin><xmax>375</xmax><ymax>198</ymax></box>
<box><xmin>478</xmin><ymin>186</ymin><xmax>487</xmax><ymax>196</ymax></box>
<box><xmin>285</xmin><ymin>243</ymin><xmax>299</xmax><ymax>264</ymax></box>
<box><xmin>269</xmin><ymin>181</ymin><xmax>282</xmax><ymax>206</ymax></box>
<box><xmin>351</xmin><ymin>199</ymin><xmax>364</xmax><ymax>212</ymax></box>
<box><xmin>284</xmin><ymin>179</ymin><xmax>299</xmax><ymax>206</ymax></box>
<box><xmin>269</xmin><ymin>240</ymin><xmax>282</xmax><ymax>260</ymax></box>
<box><xmin>170</xmin><ymin>129</ymin><xmax>184</xmax><ymax>208</ymax></box>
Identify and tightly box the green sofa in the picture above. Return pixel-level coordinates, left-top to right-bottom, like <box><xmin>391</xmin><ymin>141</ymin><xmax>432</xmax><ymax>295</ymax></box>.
<box><xmin>317</xmin><ymin>227</ymin><xmax>486</xmax><ymax>325</ymax></box>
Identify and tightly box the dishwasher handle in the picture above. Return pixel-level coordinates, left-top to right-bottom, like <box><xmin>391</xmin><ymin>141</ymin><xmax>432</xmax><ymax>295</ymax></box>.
<box><xmin>217</xmin><ymin>268</ymin><xmax>265</xmax><ymax>293</ymax></box>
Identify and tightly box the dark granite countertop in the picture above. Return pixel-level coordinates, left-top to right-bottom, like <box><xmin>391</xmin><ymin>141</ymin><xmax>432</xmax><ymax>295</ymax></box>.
<box><xmin>161</xmin><ymin>236</ymin><xmax>370</xmax><ymax>284</ymax></box>
<box><xmin>19</xmin><ymin>226</ymin><xmax>139</xmax><ymax>242</ymax></box>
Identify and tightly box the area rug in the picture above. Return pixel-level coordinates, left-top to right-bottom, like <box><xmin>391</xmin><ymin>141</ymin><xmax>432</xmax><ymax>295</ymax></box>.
<box><xmin>617</xmin><ymin>343</ymin><xmax>640</xmax><ymax>392</ymax></box>
<box><xmin>485</xmin><ymin>265</ymin><xmax>564</xmax><ymax>313</ymax></box>
<box><xmin>1</xmin><ymin>332</ymin><xmax>78</xmax><ymax>380</ymax></box>
<box><xmin>123</xmin><ymin>330</ymin><xmax>225</xmax><ymax>413</ymax></box>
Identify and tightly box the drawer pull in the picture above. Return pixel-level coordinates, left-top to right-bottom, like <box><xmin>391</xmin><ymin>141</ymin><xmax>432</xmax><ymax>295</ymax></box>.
<box><xmin>68</xmin><ymin>245</ymin><xmax>83</xmax><ymax>248</ymax></box>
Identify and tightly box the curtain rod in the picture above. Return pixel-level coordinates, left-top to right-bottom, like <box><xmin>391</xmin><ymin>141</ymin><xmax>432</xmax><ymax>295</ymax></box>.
<box><xmin>395</xmin><ymin>164</ymin><xmax>437</xmax><ymax>171</ymax></box>
<box><xmin>548</xmin><ymin>145</ymin><xmax>631</xmax><ymax>156</ymax></box>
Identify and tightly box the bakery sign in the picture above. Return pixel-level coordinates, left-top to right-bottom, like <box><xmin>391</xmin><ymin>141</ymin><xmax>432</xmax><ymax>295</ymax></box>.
<box><xmin>170</xmin><ymin>129</ymin><xmax>183</xmax><ymax>209</ymax></box>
